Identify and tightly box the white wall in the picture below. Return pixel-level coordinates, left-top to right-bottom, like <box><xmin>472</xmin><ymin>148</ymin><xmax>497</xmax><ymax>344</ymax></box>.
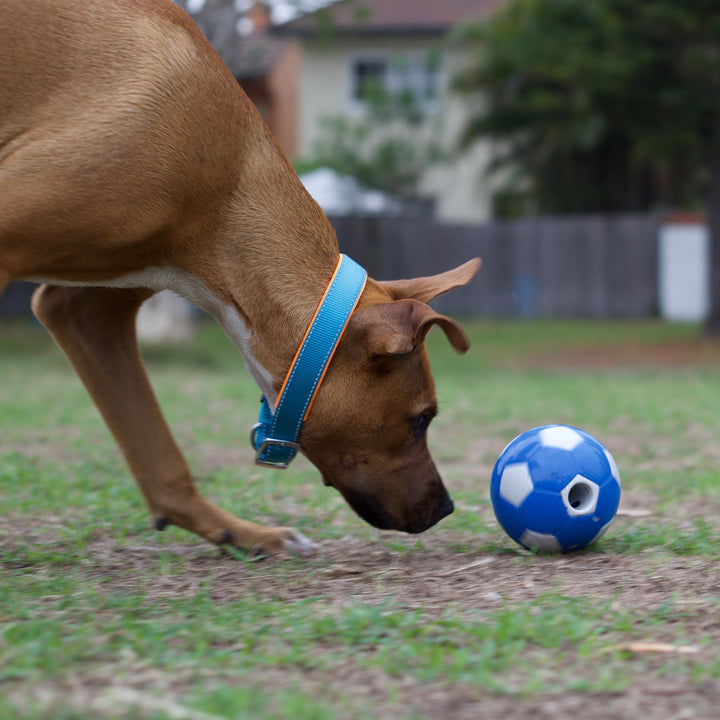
<box><xmin>658</xmin><ymin>222</ymin><xmax>710</xmax><ymax>322</ymax></box>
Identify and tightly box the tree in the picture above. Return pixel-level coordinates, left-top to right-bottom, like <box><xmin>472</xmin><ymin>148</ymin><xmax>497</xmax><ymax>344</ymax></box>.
<box><xmin>454</xmin><ymin>0</ymin><xmax>720</xmax><ymax>332</ymax></box>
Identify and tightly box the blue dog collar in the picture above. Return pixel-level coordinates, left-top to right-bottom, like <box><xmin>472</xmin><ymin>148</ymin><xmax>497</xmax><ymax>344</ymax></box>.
<box><xmin>250</xmin><ymin>254</ymin><xmax>368</xmax><ymax>468</ymax></box>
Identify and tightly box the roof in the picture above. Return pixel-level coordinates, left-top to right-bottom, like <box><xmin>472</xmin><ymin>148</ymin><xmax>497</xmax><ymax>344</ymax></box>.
<box><xmin>276</xmin><ymin>0</ymin><xmax>504</xmax><ymax>36</ymax></box>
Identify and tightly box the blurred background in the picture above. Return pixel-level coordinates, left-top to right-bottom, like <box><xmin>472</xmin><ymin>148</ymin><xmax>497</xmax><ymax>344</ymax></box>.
<box><xmin>3</xmin><ymin>0</ymin><xmax>718</xmax><ymax>333</ymax></box>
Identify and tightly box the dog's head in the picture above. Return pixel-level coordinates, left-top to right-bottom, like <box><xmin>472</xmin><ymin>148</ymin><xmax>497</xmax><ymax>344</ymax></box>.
<box><xmin>300</xmin><ymin>258</ymin><xmax>481</xmax><ymax>534</ymax></box>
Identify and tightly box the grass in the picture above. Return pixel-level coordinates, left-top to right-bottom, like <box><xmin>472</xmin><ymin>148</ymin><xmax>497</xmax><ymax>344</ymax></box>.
<box><xmin>2</xmin><ymin>317</ymin><xmax>720</xmax><ymax>718</ymax></box>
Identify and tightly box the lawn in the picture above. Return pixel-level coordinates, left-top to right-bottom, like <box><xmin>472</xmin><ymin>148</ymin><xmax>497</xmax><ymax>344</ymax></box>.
<box><xmin>2</xmin><ymin>317</ymin><xmax>720</xmax><ymax>719</ymax></box>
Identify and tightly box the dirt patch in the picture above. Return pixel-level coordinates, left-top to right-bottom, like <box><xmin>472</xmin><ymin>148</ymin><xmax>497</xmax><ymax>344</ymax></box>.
<box><xmin>5</xmin><ymin>498</ymin><xmax>720</xmax><ymax>621</ymax></box>
<box><xmin>432</xmin><ymin>679</ymin><xmax>720</xmax><ymax>720</ymax></box>
<box><xmin>50</xmin><ymin>525</ymin><xmax>715</xmax><ymax>617</ymax></box>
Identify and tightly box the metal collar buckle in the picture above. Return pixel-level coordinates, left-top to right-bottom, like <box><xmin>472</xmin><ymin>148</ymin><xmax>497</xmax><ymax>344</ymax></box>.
<box><xmin>250</xmin><ymin>424</ymin><xmax>301</xmax><ymax>469</ymax></box>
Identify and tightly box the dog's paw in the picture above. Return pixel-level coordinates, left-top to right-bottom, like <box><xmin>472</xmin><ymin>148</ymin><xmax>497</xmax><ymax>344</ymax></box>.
<box><xmin>240</xmin><ymin>527</ymin><xmax>317</xmax><ymax>560</ymax></box>
<box><xmin>274</xmin><ymin>527</ymin><xmax>318</xmax><ymax>558</ymax></box>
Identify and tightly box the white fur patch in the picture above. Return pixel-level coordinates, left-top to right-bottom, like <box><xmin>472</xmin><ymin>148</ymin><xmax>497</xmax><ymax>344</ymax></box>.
<box><xmin>29</xmin><ymin>266</ymin><xmax>275</xmax><ymax>398</ymax></box>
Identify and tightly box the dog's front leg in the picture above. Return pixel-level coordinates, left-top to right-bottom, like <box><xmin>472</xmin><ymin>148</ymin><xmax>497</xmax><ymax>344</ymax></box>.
<box><xmin>31</xmin><ymin>284</ymin><xmax>315</xmax><ymax>557</ymax></box>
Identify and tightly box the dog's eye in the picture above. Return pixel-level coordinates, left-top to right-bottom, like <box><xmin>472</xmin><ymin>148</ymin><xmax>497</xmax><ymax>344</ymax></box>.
<box><xmin>411</xmin><ymin>411</ymin><xmax>434</xmax><ymax>440</ymax></box>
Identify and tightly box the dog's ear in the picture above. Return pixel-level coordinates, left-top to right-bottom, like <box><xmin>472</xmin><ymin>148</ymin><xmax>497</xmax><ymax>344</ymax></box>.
<box><xmin>348</xmin><ymin>299</ymin><xmax>471</xmax><ymax>357</ymax></box>
<box><xmin>377</xmin><ymin>258</ymin><xmax>481</xmax><ymax>303</ymax></box>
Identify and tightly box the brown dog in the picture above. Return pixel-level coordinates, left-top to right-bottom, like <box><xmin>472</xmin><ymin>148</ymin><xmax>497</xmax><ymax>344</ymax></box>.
<box><xmin>0</xmin><ymin>0</ymin><xmax>480</xmax><ymax>556</ymax></box>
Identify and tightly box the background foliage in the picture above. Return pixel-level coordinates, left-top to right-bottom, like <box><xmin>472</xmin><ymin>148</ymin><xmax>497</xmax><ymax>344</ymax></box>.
<box><xmin>453</xmin><ymin>0</ymin><xmax>720</xmax><ymax>216</ymax></box>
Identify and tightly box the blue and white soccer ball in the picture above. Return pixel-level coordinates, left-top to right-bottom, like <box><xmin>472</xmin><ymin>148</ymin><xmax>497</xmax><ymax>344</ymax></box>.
<box><xmin>490</xmin><ymin>425</ymin><xmax>621</xmax><ymax>552</ymax></box>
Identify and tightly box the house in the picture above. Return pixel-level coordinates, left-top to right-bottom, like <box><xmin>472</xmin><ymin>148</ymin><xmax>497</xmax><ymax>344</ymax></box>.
<box><xmin>275</xmin><ymin>0</ymin><xmax>505</xmax><ymax>223</ymax></box>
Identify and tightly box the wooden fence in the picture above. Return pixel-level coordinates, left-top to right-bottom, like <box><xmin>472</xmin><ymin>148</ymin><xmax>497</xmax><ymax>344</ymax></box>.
<box><xmin>332</xmin><ymin>213</ymin><xmax>659</xmax><ymax>318</ymax></box>
<box><xmin>0</xmin><ymin>213</ymin><xmax>659</xmax><ymax>319</ymax></box>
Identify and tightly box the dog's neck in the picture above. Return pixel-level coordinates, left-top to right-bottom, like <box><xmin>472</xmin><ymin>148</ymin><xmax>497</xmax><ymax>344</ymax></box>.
<box><xmin>179</xmin><ymin>133</ymin><xmax>342</xmax><ymax>400</ymax></box>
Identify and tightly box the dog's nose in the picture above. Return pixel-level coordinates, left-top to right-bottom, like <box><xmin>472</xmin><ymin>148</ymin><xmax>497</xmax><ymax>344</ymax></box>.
<box><xmin>405</xmin><ymin>484</ymin><xmax>454</xmax><ymax>534</ymax></box>
<box><xmin>438</xmin><ymin>492</ymin><xmax>454</xmax><ymax>520</ymax></box>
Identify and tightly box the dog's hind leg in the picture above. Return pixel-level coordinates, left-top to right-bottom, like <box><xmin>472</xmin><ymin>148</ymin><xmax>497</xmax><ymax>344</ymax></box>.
<box><xmin>31</xmin><ymin>284</ymin><xmax>315</xmax><ymax>557</ymax></box>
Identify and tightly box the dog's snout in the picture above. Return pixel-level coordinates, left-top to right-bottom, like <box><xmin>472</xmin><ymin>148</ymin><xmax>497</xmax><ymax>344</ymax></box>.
<box><xmin>338</xmin><ymin>475</ymin><xmax>454</xmax><ymax>535</ymax></box>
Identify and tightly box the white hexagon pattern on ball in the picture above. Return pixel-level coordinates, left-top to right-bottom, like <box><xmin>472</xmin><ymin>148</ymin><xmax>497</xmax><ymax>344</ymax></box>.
<box><xmin>519</xmin><ymin>529</ymin><xmax>562</xmax><ymax>553</ymax></box>
<box><xmin>539</xmin><ymin>425</ymin><xmax>583</xmax><ymax>451</ymax></box>
<box><xmin>604</xmin><ymin>449</ymin><xmax>621</xmax><ymax>485</ymax></box>
<box><xmin>498</xmin><ymin>462</ymin><xmax>534</xmax><ymax>507</ymax></box>
<box><xmin>589</xmin><ymin>519</ymin><xmax>614</xmax><ymax>545</ymax></box>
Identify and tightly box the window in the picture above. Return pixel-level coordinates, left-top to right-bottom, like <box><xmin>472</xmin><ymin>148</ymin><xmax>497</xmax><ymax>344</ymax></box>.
<box><xmin>349</xmin><ymin>53</ymin><xmax>439</xmax><ymax>112</ymax></box>
<box><xmin>352</xmin><ymin>59</ymin><xmax>388</xmax><ymax>102</ymax></box>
